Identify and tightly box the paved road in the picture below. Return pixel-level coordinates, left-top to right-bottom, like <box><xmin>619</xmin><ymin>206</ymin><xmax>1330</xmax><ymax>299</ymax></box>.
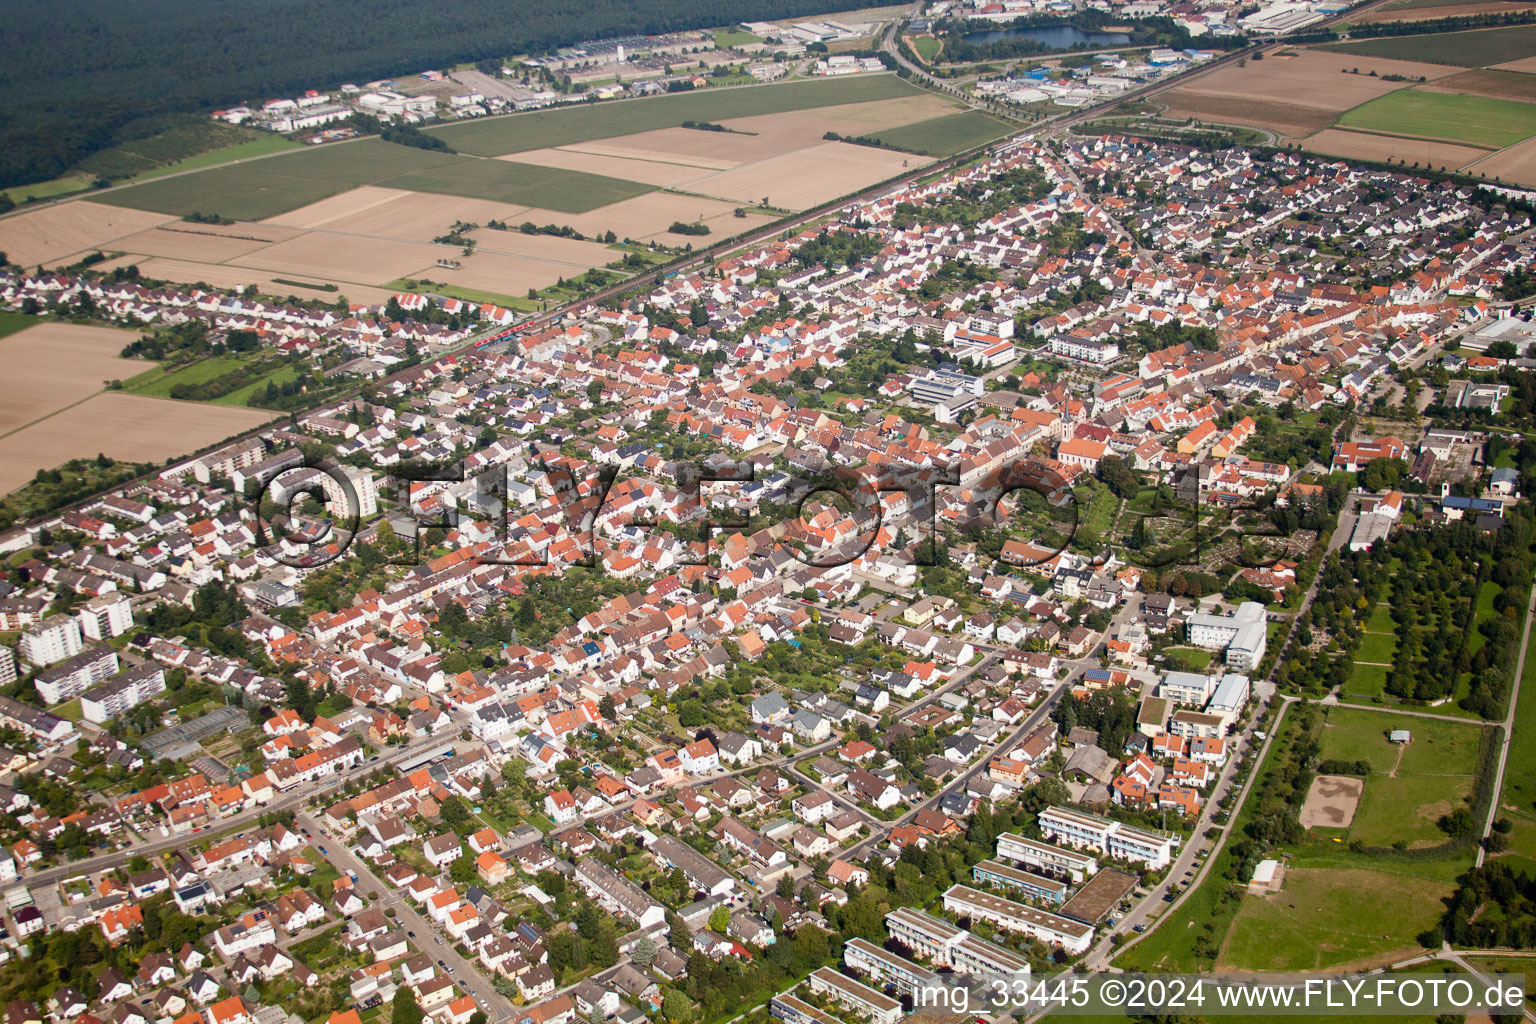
<box><xmin>298</xmin><ymin>810</ymin><xmax>520</xmax><ymax>1023</ymax></box>
<box><xmin>22</xmin><ymin>733</ymin><xmax>452</xmax><ymax>888</ymax></box>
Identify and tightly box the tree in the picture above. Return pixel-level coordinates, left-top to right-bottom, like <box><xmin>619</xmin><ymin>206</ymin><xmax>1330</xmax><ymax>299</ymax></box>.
<box><xmin>709</xmin><ymin>904</ymin><xmax>732</xmax><ymax>933</ymax></box>
<box><xmin>662</xmin><ymin>990</ymin><xmax>696</xmax><ymax>1024</ymax></box>
<box><xmin>678</xmin><ymin>699</ymin><xmax>705</xmax><ymax>727</ymax></box>
<box><xmin>631</xmin><ymin>935</ymin><xmax>657</xmax><ymax>967</ymax></box>
<box><xmin>392</xmin><ymin>989</ymin><xmax>424</xmax><ymax>1024</ymax></box>
<box><xmin>1099</xmin><ymin>454</ymin><xmax>1140</xmax><ymax>499</ymax></box>
<box><xmin>439</xmin><ymin>795</ymin><xmax>470</xmax><ymax>831</ymax></box>
<box><xmin>598</xmin><ymin>695</ymin><xmax>617</xmax><ymax>721</ymax></box>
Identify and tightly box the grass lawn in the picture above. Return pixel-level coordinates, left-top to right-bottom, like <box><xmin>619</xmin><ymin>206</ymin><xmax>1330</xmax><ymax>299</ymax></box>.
<box><xmin>1319</xmin><ymin>24</ymin><xmax>1536</xmax><ymax>67</ymax></box>
<box><xmin>0</xmin><ymin>175</ymin><xmax>94</xmax><ymax>206</ymax></box>
<box><xmin>386</xmin><ymin>278</ymin><xmax>530</xmax><ymax>309</ymax></box>
<box><xmin>861</xmin><ymin>110</ymin><xmax>1014</xmax><ymax>155</ymax></box>
<box><xmin>1316</xmin><ymin>706</ymin><xmax>1488</xmax><ymax>848</ymax></box>
<box><xmin>1337</xmin><ymin>89</ymin><xmax>1536</xmax><ymax>148</ymax></box>
<box><xmin>714</xmin><ymin>27</ymin><xmax>764</xmax><ymax>47</ymax></box>
<box><xmin>1219</xmin><ymin>868</ymin><xmax>1453</xmax><ymax>970</ymax></box>
<box><xmin>125</xmin><ymin>355</ymin><xmax>255</xmax><ymax>398</ymax></box>
<box><xmin>1366</xmin><ymin>594</ymin><xmax>1396</xmax><ymax>633</ymax></box>
<box><xmin>911</xmin><ymin>35</ymin><xmax>942</xmax><ymax>61</ymax></box>
<box><xmin>1354</xmin><ymin>629</ymin><xmax>1397</xmax><ymax>664</ymax></box>
<box><xmin>0</xmin><ymin>312</ymin><xmax>39</xmax><ymax>341</ymax></box>
<box><xmin>1161</xmin><ymin>646</ymin><xmax>1215</xmax><ymax>669</ymax></box>
<box><xmin>53</xmin><ymin>699</ymin><xmax>83</xmax><ymax>723</ymax></box>
<box><xmin>127</xmin><ymin>134</ymin><xmax>302</xmax><ymax>180</ymax></box>
<box><xmin>425</xmin><ymin>75</ymin><xmax>925</xmax><ymax>156</ymax></box>
<box><xmin>1490</xmin><ymin>620</ymin><xmax>1536</xmax><ymax>869</ymax></box>
<box><xmin>1342</xmin><ymin>662</ymin><xmax>1390</xmax><ymax>698</ymax></box>
<box><xmin>1467</xmin><ymin>580</ymin><xmax>1503</xmax><ymax>656</ymax></box>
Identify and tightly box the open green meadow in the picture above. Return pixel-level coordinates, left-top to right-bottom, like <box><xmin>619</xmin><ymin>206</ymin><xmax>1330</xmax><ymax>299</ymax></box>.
<box><xmin>1337</xmin><ymin>89</ymin><xmax>1536</xmax><ymax>147</ymax></box>
<box><xmin>1492</xmin><ymin>617</ymin><xmax>1536</xmax><ymax>872</ymax></box>
<box><xmin>1316</xmin><ymin>706</ymin><xmax>1488</xmax><ymax>849</ymax></box>
<box><xmin>1219</xmin><ymin>868</ymin><xmax>1453</xmax><ymax>970</ymax></box>
<box><xmin>860</xmin><ymin>110</ymin><xmax>1013</xmax><ymax>155</ymax></box>
<box><xmin>424</xmin><ymin>75</ymin><xmax>925</xmax><ymax>156</ymax></box>
<box><xmin>714</xmin><ymin>27</ymin><xmax>764</xmax><ymax>47</ymax></box>
<box><xmin>1355</xmin><ymin>628</ymin><xmax>1397</xmax><ymax>664</ymax></box>
<box><xmin>1320</xmin><ymin>24</ymin><xmax>1536</xmax><ymax>66</ymax></box>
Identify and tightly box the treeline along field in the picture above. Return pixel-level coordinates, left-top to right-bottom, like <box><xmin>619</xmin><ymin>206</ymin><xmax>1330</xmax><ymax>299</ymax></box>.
<box><xmin>0</xmin><ymin>0</ymin><xmax>888</xmax><ymax>192</ymax></box>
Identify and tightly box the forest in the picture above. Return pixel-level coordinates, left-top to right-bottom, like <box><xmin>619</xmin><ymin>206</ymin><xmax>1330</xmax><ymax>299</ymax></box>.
<box><xmin>0</xmin><ymin>0</ymin><xmax>880</xmax><ymax>189</ymax></box>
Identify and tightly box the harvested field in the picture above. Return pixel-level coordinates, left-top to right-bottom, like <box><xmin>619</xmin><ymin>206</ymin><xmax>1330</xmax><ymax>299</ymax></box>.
<box><xmin>132</xmin><ymin>257</ymin><xmax>396</xmax><ymax>307</ymax></box>
<box><xmin>110</xmin><ymin>223</ymin><xmax>300</xmax><ymax>263</ymax></box>
<box><xmin>469</xmin><ymin>232</ymin><xmax>617</xmax><ymax>267</ymax></box>
<box><xmin>1356</xmin><ymin>0</ymin><xmax>1536</xmax><ymax>22</ymax></box>
<box><xmin>1494</xmin><ymin>54</ymin><xmax>1536</xmax><ymax>71</ymax></box>
<box><xmin>734</xmin><ymin>94</ymin><xmax>963</xmax><ymax>135</ymax></box>
<box><xmin>497</xmin><ymin>149</ymin><xmax>712</xmax><ymax>188</ymax></box>
<box><xmin>1156</xmin><ymin>92</ymin><xmax>1337</xmax><ymax>138</ymax></box>
<box><xmin>1462</xmin><ymin>132</ymin><xmax>1536</xmax><ymax>183</ymax></box>
<box><xmin>0</xmin><ymin>393</ymin><xmax>274</xmax><ymax>496</ymax></box>
<box><xmin>1420</xmin><ymin>67</ymin><xmax>1536</xmax><ymax>102</ymax></box>
<box><xmin>1300</xmin><ymin>127</ymin><xmax>1492</xmax><ymax>166</ymax></box>
<box><xmin>683</xmin><ymin>141</ymin><xmax>931</xmax><ymax>209</ymax></box>
<box><xmin>0</xmin><ymin>201</ymin><xmax>174</xmax><ymax>267</ymax></box>
<box><xmin>0</xmin><ymin>323</ymin><xmax>149</xmax><ymax>436</ymax></box>
<box><xmin>1318</xmin><ymin>24</ymin><xmax>1536</xmax><ymax>66</ymax></box>
<box><xmin>1337</xmin><ymin>89</ymin><xmax>1536</xmax><ymax>147</ymax></box>
<box><xmin>409</xmin><ymin>250</ymin><xmax>595</xmax><ymax>297</ymax></box>
<box><xmin>423</xmin><ymin>76</ymin><xmax>925</xmax><ymax>157</ymax></box>
<box><xmin>511</xmin><ymin>192</ymin><xmax>776</xmax><ymax>241</ymax></box>
<box><xmin>1158</xmin><ymin>49</ymin><xmax>1459</xmax><ymax>138</ymax></box>
<box><xmin>1299</xmin><ymin>774</ymin><xmax>1365</xmax><ymax>828</ymax></box>
<box><xmin>266</xmin><ymin>188</ymin><xmax>532</xmax><ymax>242</ymax></box>
<box><xmin>563</xmin><ymin>132</ymin><xmax>758</xmax><ymax>169</ymax></box>
<box><xmin>232</xmin><ymin>233</ymin><xmax>447</xmax><ymax>286</ymax></box>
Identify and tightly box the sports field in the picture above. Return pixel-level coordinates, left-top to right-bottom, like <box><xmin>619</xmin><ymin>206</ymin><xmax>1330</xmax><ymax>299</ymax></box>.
<box><xmin>1337</xmin><ymin>89</ymin><xmax>1536</xmax><ymax>147</ymax></box>
<box><xmin>1320</xmin><ymin>24</ymin><xmax>1536</xmax><ymax>66</ymax></box>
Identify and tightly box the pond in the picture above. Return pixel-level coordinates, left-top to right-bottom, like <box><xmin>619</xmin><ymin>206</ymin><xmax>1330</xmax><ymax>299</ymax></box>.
<box><xmin>960</xmin><ymin>24</ymin><xmax>1132</xmax><ymax>48</ymax></box>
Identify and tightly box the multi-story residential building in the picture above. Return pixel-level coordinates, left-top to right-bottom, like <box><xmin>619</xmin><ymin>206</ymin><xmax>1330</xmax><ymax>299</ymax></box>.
<box><xmin>995</xmin><ymin>832</ymin><xmax>1098</xmax><ymax>882</ymax></box>
<box><xmin>1036</xmin><ymin>806</ymin><xmax>1176</xmax><ymax>869</ymax></box>
<box><xmin>35</xmin><ymin>645</ymin><xmax>119</xmax><ymax>704</ymax></box>
<box><xmin>80</xmin><ymin>665</ymin><xmax>167</xmax><ymax>724</ymax></box>
<box><xmin>1049</xmin><ymin>336</ymin><xmax>1120</xmax><ymax>363</ymax></box>
<box><xmin>971</xmin><ymin>859</ymin><xmax>1070</xmax><ymax>904</ymax></box>
<box><xmin>19</xmin><ymin>616</ymin><xmax>84</xmax><ymax>668</ymax></box>
<box><xmin>805</xmin><ymin>967</ymin><xmax>902</xmax><ymax>1024</ymax></box>
<box><xmin>1185</xmin><ymin>601</ymin><xmax>1267</xmax><ymax>670</ymax></box>
<box><xmin>843</xmin><ymin>938</ymin><xmax>937</xmax><ymax>998</ymax></box>
<box><xmin>942</xmin><ymin>885</ymin><xmax>1094</xmax><ymax>955</ymax></box>
<box><xmin>0</xmin><ymin>646</ymin><xmax>14</xmax><ymax>688</ymax></box>
<box><xmin>76</xmin><ymin>593</ymin><xmax>134</xmax><ymax>642</ymax></box>
<box><xmin>882</xmin><ymin>907</ymin><xmax>1032</xmax><ymax>979</ymax></box>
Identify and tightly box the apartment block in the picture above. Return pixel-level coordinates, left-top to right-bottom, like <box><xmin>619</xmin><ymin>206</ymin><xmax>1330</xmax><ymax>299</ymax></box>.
<box><xmin>942</xmin><ymin>885</ymin><xmax>1093</xmax><ymax>955</ymax></box>
<box><xmin>35</xmin><ymin>645</ymin><xmax>120</xmax><ymax>704</ymax></box>
<box><xmin>1036</xmin><ymin>806</ymin><xmax>1176</xmax><ymax>869</ymax></box>
<box><xmin>995</xmin><ymin>832</ymin><xmax>1098</xmax><ymax>882</ymax></box>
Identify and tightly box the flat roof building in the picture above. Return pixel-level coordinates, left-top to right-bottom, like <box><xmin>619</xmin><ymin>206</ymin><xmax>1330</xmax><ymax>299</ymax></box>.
<box><xmin>1037</xmin><ymin>806</ymin><xmax>1177</xmax><ymax>869</ymax></box>
<box><xmin>942</xmin><ymin>885</ymin><xmax>1093</xmax><ymax>955</ymax></box>
<box><xmin>995</xmin><ymin>832</ymin><xmax>1097</xmax><ymax>882</ymax></box>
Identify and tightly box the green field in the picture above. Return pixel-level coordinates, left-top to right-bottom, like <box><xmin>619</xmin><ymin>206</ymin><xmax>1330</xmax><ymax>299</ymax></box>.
<box><xmin>1493</xmin><ymin>613</ymin><xmax>1536</xmax><ymax>871</ymax></box>
<box><xmin>123</xmin><ymin>353</ymin><xmax>301</xmax><ymax>407</ymax></box>
<box><xmin>1343</xmin><ymin>662</ymin><xmax>1391</xmax><ymax>699</ymax></box>
<box><xmin>0</xmin><ymin>312</ymin><xmax>39</xmax><ymax>341</ymax></box>
<box><xmin>1355</xmin><ymin>629</ymin><xmax>1397</xmax><ymax>664</ymax></box>
<box><xmin>911</xmin><ymin>35</ymin><xmax>942</xmax><ymax>61</ymax></box>
<box><xmin>380</xmin><ymin>158</ymin><xmax>652</xmax><ymax>213</ymax></box>
<box><xmin>714</xmin><ymin>27</ymin><xmax>764</xmax><ymax>47</ymax></box>
<box><xmin>1320</xmin><ymin>24</ymin><xmax>1536</xmax><ymax>66</ymax></box>
<box><xmin>1337</xmin><ymin>89</ymin><xmax>1536</xmax><ymax>147</ymax></box>
<box><xmin>425</xmin><ymin>75</ymin><xmax>925</xmax><ymax>156</ymax></box>
<box><xmin>0</xmin><ymin>176</ymin><xmax>94</xmax><ymax>206</ymax></box>
<box><xmin>1317</xmin><ymin>706</ymin><xmax>1487</xmax><ymax>848</ymax></box>
<box><xmin>1220</xmin><ymin>867</ymin><xmax>1453</xmax><ymax>970</ymax></box>
<box><xmin>860</xmin><ymin>110</ymin><xmax>1013</xmax><ymax>155</ymax></box>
